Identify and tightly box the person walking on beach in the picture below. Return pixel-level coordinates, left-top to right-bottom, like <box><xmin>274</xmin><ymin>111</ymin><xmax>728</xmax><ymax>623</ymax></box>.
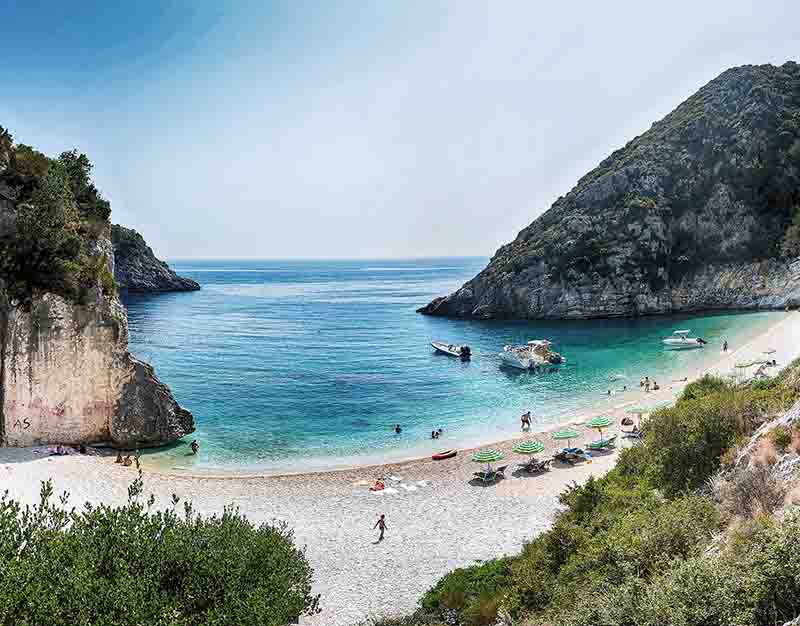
<box><xmin>723</xmin><ymin>339</ymin><xmax>729</xmax><ymax>352</ymax></box>
<box><xmin>374</xmin><ymin>514</ymin><xmax>388</xmax><ymax>542</ymax></box>
<box><xmin>520</xmin><ymin>411</ymin><xmax>532</xmax><ymax>431</ymax></box>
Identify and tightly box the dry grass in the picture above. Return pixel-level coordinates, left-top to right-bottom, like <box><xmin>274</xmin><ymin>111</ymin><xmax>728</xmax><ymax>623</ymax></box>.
<box><xmin>718</xmin><ymin>461</ymin><xmax>789</xmax><ymax>519</ymax></box>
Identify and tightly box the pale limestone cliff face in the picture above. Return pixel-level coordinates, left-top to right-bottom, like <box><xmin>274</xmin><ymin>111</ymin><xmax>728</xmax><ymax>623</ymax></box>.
<box><xmin>0</xmin><ymin>280</ymin><xmax>194</xmax><ymax>448</ymax></box>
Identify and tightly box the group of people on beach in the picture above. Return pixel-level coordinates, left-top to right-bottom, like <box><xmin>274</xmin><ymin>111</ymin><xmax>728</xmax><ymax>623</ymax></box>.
<box><xmin>639</xmin><ymin>376</ymin><xmax>660</xmax><ymax>393</ymax></box>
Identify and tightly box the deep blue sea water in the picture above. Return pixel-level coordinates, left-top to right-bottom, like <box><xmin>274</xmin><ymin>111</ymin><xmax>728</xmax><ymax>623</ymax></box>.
<box><xmin>122</xmin><ymin>258</ymin><xmax>780</xmax><ymax>473</ymax></box>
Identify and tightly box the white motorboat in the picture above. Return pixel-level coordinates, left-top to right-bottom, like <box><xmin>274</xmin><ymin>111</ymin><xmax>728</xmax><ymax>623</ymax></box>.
<box><xmin>662</xmin><ymin>329</ymin><xmax>707</xmax><ymax>350</ymax></box>
<box><xmin>431</xmin><ymin>341</ymin><xmax>472</xmax><ymax>359</ymax></box>
<box><xmin>499</xmin><ymin>340</ymin><xmax>566</xmax><ymax>370</ymax></box>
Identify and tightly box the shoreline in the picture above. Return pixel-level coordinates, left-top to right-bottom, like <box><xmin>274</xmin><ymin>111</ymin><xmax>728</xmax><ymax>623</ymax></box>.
<box><xmin>3</xmin><ymin>310</ymin><xmax>800</xmax><ymax>625</ymax></box>
<box><xmin>140</xmin><ymin>310</ymin><xmax>796</xmax><ymax>482</ymax></box>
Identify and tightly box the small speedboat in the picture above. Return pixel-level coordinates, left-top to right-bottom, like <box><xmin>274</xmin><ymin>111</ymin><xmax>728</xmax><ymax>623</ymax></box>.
<box><xmin>662</xmin><ymin>329</ymin><xmax>707</xmax><ymax>350</ymax></box>
<box><xmin>431</xmin><ymin>341</ymin><xmax>471</xmax><ymax>360</ymax></box>
<box><xmin>432</xmin><ymin>449</ymin><xmax>457</xmax><ymax>461</ymax></box>
<box><xmin>499</xmin><ymin>339</ymin><xmax>566</xmax><ymax>370</ymax></box>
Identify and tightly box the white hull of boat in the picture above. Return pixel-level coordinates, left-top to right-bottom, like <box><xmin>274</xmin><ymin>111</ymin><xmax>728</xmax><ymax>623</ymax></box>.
<box><xmin>498</xmin><ymin>351</ymin><xmax>533</xmax><ymax>369</ymax></box>
<box><xmin>498</xmin><ymin>351</ymin><xmax>566</xmax><ymax>370</ymax></box>
<box><xmin>431</xmin><ymin>341</ymin><xmax>470</xmax><ymax>358</ymax></box>
<box><xmin>662</xmin><ymin>339</ymin><xmax>704</xmax><ymax>350</ymax></box>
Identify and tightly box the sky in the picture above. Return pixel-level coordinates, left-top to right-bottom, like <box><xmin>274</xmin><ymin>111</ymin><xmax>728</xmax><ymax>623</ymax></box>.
<box><xmin>1</xmin><ymin>1</ymin><xmax>799</xmax><ymax>259</ymax></box>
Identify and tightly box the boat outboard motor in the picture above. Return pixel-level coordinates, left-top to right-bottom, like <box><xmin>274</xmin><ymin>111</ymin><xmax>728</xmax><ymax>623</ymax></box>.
<box><xmin>697</xmin><ymin>337</ymin><xmax>707</xmax><ymax>344</ymax></box>
<box><xmin>460</xmin><ymin>345</ymin><xmax>472</xmax><ymax>359</ymax></box>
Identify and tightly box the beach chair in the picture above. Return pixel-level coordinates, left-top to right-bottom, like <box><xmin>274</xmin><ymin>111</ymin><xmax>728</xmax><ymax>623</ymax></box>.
<box><xmin>554</xmin><ymin>450</ymin><xmax>577</xmax><ymax>465</ymax></box>
<box><xmin>473</xmin><ymin>469</ymin><xmax>499</xmax><ymax>484</ymax></box>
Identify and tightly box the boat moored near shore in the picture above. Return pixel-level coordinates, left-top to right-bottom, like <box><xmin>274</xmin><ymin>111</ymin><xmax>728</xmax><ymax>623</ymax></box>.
<box><xmin>499</xmin><ymin>340</ymin><xmax>566</xmax><ymax>370</ymax></box>
<box><xmin>662</xmin><ymin>329</ymin><xmax>708</xmax><ymax>350</ymax></box>
<box><xmin>431</xmin><ymin>341</ymin><xmax>472</xmax><ymax>359</ymax></box>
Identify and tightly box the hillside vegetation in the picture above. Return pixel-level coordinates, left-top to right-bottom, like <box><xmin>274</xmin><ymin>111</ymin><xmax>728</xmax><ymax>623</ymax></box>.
<box><xmin>374</xmin><ymin>363</ymin><xmax>800</xmax><ymax>626</ymax></box>
<box><xmin>0</xmin><ymin>125</ymin><xmax>114</xmax><ymax>304</ymax></box>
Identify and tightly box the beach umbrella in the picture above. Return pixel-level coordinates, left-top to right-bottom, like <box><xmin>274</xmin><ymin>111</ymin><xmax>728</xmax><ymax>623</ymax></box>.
<box><xmin>512</xmin><ymin>439</ymin><xmax>545</xmax><ymax>458</ymax></box>
<box><xmin>552</xmin><ymin>428</ymin><xmax>579</xmax><ymax>448</ymax></box>
<box><xmin>586</xmin><ymin>416</ymin><xmax>613</xmax><ymax>439</ymax></box>
<box><xmin>471</xmin><ymin>449</ymin><xmax>504</xmax><ymax>470</ymax></box>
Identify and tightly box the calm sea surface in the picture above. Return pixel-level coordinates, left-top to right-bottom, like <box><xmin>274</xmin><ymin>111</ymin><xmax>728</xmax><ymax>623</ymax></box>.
<box><xmin>122</xmin><ymin>258</ymin><xmax>780</xmax><ymax>472</ymax></box>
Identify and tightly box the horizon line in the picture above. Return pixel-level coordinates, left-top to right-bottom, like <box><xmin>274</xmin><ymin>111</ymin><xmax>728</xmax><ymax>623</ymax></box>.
<box><xmin>165</xmin><ymin>255</ymin><xmax>490</xmax><ymax>262</ymax></box>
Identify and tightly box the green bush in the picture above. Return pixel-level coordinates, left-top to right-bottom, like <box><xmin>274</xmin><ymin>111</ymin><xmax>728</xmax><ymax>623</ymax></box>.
<box><xmin>679</xmin><ymin>374</ymin><xmax>731</xmax><ymax>403</ymax></box>
<box><xmin>771</xmin><ymin>425</ymin><xmax>792</xmax><ymax>453</ymax></box>
<box><xmin>420</xmin><ymin>558</ymin><xmax>512</xmax><ymax>624</ymax></box>
<box><xmin>0</xmin><ymin>478</ymin><xmax>319</xmax><ymax>626</ymax></box>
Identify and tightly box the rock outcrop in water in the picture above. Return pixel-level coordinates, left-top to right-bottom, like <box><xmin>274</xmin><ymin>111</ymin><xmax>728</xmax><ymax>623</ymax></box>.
<box><xmin>112</xmin><ymin>224</ymin><xmax>199</xmax><ymax>292</ymax></box>
<box><xmin>420</xmin><ymin>62</ymin><xmax>800</xmax><ymax>319</ymax></box>
<box><xmin>0</xmin><ymin>126</ymin><xmax>194</xmax><ymax>447</ymax></box>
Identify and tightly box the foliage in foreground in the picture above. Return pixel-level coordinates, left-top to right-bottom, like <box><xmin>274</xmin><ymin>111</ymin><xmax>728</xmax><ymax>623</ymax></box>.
<box><xmin>0</xmin><ymin>475</ymin><xmax>319</xmax><ymax>626</ymax></box>
<box><xmin>373</xmin><ymin>362</ymin><xmax>800</xmax><ymax>626</ymax></box>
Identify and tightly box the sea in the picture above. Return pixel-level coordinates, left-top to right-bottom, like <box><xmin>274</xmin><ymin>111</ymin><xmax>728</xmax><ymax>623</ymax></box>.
<box><xmin>122</xmin><ymin>257</ymin><xmax>782</xmax><ymax>474</ymax></box>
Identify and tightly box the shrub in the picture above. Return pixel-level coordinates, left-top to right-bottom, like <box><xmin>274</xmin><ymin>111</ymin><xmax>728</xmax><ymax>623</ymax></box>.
<box><xmin>680</xmin><ymin>374</ymin><xmax>730</xmax><ymax>403</ymax></box>
<box><xmin>0</xmin><ymin>479</ymin><xmax>319</xmax><ymax>626</ymax></box>
<box><xmin>420</xmin><ymin>559</ymin><xmax>512</xmax><ymax>624</ymax></box>
<box><xmin>771</xmin><ymin>425</ymin><xmax>792</xmax><ymax>453</ymax></box>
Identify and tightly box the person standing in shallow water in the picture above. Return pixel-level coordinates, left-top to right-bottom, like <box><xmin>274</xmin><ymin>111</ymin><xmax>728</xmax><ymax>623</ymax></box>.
<box><xmin>374</xmin><ymin>514</ymin><xmax>388</xmax><ymax>542</ymax></box>
<box><xmin>190</xmin><ymin>440</ymin><xmax>199</xmax><ymax>455</ymax></box>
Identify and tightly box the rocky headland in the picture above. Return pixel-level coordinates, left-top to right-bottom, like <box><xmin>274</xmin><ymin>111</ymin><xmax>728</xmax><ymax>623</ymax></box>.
<box><xmin>0</xmin><ymin>126</ymin><xmax>194</xmax><ymax>448</ymax></box>
<box><xmin>112</xmin><ymin>224</ymin><xmax>199</xmax><ymax>292</ymax></box>
<box><xmin>420</xmin><ymin>61</ymin><xmax>800</xmax><ymax>319</ymax></box>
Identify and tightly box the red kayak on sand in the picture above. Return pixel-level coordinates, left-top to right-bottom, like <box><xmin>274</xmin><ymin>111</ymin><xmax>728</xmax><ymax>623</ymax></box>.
<box><xmin>432</xmin><ymin>449</ymin><xmax>457</xmax><ymax>461</ymax></box>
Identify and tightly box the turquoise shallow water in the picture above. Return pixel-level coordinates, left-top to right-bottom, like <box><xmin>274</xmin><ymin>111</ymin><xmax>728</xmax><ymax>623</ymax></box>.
<box><xmin>122</xmin><ymin>258</ymin><xmax>782</xmax><ymax>473</ymax></box>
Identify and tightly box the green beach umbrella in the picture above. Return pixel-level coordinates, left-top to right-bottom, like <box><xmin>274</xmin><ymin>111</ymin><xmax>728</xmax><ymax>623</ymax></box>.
<box><xmin>587</xmin><ymin>416</ymin><xmax>613</xmax><ymax>439</ymax></box>
<box><xmin>512</xmin><ymin>439</ymin><xmax>545</xmax><ymax>458</ymax></box>
<box><xmin>587</xmin><ymin>416</ymin><xmax>613</xmax><ymax>429</ymax></box>
<box><xmin>472</xmin><ymin>449</ymin><xmax>504</xmax><ymax>470</ymax></box>
<box><xmin>552</xmin><ymin>428</ymin><xmax>579</xmax><ymax>448</ymax></box>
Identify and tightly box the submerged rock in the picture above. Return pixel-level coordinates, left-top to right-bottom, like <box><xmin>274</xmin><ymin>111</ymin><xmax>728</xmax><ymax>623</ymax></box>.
<box><xmin>421</xmin><ymin>62</ymin><xmax>800</xmax><ymax>319</ymax></box>
<box><xmin>112</xmin><ymin>224</ymin><xmax>199</xmax><ymax>292</ymax></box>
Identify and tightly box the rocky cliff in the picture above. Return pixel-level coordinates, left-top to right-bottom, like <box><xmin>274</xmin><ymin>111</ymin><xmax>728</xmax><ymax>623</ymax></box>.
<box><xmin>420</xmin><ymin>61</ymin><xmax>800</xmax><ymax>319</ymax></box>
<box><xmin>0</xmin><ymin>126</ymin><xmax>194</xmax><ymax>447</ymax></box>
<box><xmin>112</xmin><ymin>224</ymin><xmax>199</xmax><ymax>292</ymax></box>
<box><xmin>0</xmin><ymin>283</ymin><xmax>194</xmax><ymax>448</ymax></box>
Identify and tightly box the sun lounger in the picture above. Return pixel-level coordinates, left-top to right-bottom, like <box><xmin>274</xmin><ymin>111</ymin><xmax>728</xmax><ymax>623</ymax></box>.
<box><xmin>520</xmin><ymin>458</ymin><xmax>552</xmax><ymax>473</ymax></box>
<box><xmin>473</xmin><ymin>469</ymin><xmax>501</xmax><ymax>484</ymax></box>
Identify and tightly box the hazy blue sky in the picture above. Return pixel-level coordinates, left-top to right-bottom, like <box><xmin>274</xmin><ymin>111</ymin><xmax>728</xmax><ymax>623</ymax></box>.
<box><xmin>2</xmin><ymin>1</ymin><xmax>798</xmax><ymax>259</ymax></box>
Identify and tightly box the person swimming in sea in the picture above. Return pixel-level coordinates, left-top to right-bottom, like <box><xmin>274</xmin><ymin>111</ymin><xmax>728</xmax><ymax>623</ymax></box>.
<box><xmin>394</xmin><ymin>424</ymin><xmax>402</xmax><ymax>434</ymax></box>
